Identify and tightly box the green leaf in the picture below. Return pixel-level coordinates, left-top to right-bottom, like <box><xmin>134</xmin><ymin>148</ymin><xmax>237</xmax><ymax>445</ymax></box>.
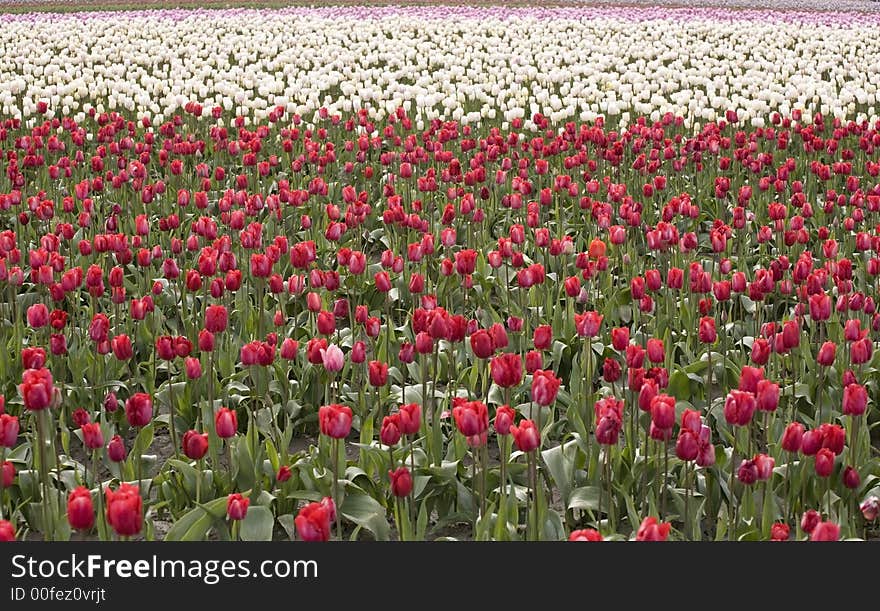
<box><xmin>541</xmin><ymin>442</ymin><xmax>573</xmax><ymax>506</ymax></box>
<box><xmin>164</xmin><ymin>496</ymin><xmax>228</xmax><ymax>541</ymax></box>
<box><xmin>235</xmin><ymin>437</ymin><xmax>256</xmax><ymax>491</ymax></box>
<box><xmin>668</xmin><ymin>369</ymin><xmax>691</xmax><ymax>400</ymax></box>
<box><xmin>567</xmin><ymin>486</ymin><xmax>601</xmax><ymax>511</ymax></box>
<box><xmin>127</xmin><ymin>423</ymin><xmax>154</xmax><ymax>476</ymax></box>
<box><xmin>240</xmin><ymin>505</ymin><xmax>274</xmax><ymax>541</ymax></box>
<box><xmin>277</xmin><ymin>514</ymin><xmax>296</xmax><ymax>540</ymax></box>
<box><xmin>340</xmin><ymin>492</ymin><xmax>390</xmax><ymax>541</ymax></box>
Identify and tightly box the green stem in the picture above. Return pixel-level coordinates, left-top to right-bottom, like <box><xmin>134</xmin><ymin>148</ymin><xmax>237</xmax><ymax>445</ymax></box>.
<box><xmin>408</xmin><ymin>435</ymin><xmax>416</xmax><ymax>530</ymax></box>
<box><xmin>333</xmin><ymin>437</ymin><xmax>342</xmax><ymax>540</ymax></box>
<box><xmin>36</xmin><ymin>410</ymin><xmax>54</xmax><ymax>541</ymax></box>
<box><xmin>528</xmin><ymin>451</ymin><xmax>539</xmax><ymax>541</ymax></box>
<box><xmin>93</xmin><ymin>450</ymin><xmax>108</xmax><ymax>541</ymax></box>
<box><xmin>684</xmin><ymin>461</ymin><xmax>691</xmax><ymax>541</ymax></box>
<box><xmin>168</xmin><ymin>370</ymin><xmax>180</xmax><ymax>460</ymax></box>
<box><xmin>227</xmin><ymin>440</ymin><xmax>235</xmax><ymax>493</ymax></box>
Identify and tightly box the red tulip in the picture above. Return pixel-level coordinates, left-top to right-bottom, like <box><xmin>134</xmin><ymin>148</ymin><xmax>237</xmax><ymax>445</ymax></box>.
<box><xmin>530</xmin><ymin>369</ymin><xmax>561</xmax><ymax>406</ymax></box>
<box><xmin>21</xmin><ymin>347</ymin><xmax>46</xmax><ymax>371</ymax></box>
<box><xmin>770</xmin><ymin>523</ymin><xmax>790</xmax><ymax>541</ymax></box>
<box><xmin>489</xmin><ymin>322</ymin><xmax>509</xmax><ymax>348</ymax></box>
<box><xmin>452</xmin><ymin>401</ymin><xmax>489</xmax><ymax>438</ymax></box>
<box><xmin>205</xmin><ymin>304</ymin><xmax>228</xmax><ymax>333</ymax></box>
<box><xmin>317</xmin><ymin>310</ymin><xmax>336</xmax><ymax>335</ymax></box>
<box><xmin>626</xmin><ymin>344</ymin><xmax>645</xmax><ymax>369</ymax></box>
<box><xmin>249</xmin><ymin>253</ymin><xmax>272</xmax><ymax>277</ymax></box>
<box><xmin>814</xmin><ymin>448</ymin><xmax>835</xmax><ymax>477</ymax></box>
<box><xmin>184</xmin><ymin>357</ymin><xmax>202</xmax><ymax>379</ymax></box>
<box><xmin>781</xmin><ymin>422</ymin><xmax>804</xmax><ymax>453</ymax></box>
<box><xmin>494</xmin><ymin>405</ymin><xmax>515</xmax><ymax>435</ymax></box>
<box><xmin>611</xmin><ymin>327</ymin><xmax>629</xmax><ymax>351</ymax></box>
<box><xmin>368</xmin><ymin>360</ymin><xmax>388</xmax><ymax>387</ymax></box>
<box><xmin>107</xmin><ymin>435</ymin><xmax>126</xmax><ymax>462</ymax></box>
<box><xmin>49</xmin><ymin>334</ymin><xmax>67</xmax><ymax>356</ymax></box>
<box><xmin>574</xmin><ymin>311</ymin><xmax>603</xmax><ymax>337</ymax></box>
<box><xmin>1</xmin><ymin>461</ymin><xmax>14</xmax><ymax>489</ymax></box>
<box><xmin>843</xmin><ymin>466</ymin><xmax>861</xmax><ymax>489</ymax></box>
<box><xmin>67</xmin><ymin>487</ymin><xmax>95</xmax><ymax>531</ymax></box>
<box><xmin>646</xmin><ymin>338</ymin><xmax>664</xmax><ymax>363</ymax></box>
<box><xmin>26</xmin><ymin>303</ymin><xmax>49</xmax><ymax>328</ymax></box>
<box><xmin>277</xmin><ymin>466</ymin><xmax>292</xmax><ymax>483</ymax></box>
<box><xmin>809</xmin><ymin>293</ymin><xmax>831</xmax><ymax>321</ymax></box>
<box><xmin>0</xmin><ymin>520</ymin><xmax>13</xmax><ymax>541</ymax></box>
<box><xmin>73</xmin><ymin>409</ymin><xmax>90</xmax><ymax>427</ymax></box>
<box><xmin>295</xmin><ymin>498</ymin><xmax>333</xmax><ymax>542</ymax></box>
<box><xmin>723</xmin><ymin>390</ymin><xmax>756</xmax><ymax>426</ymax></box>
<box><xmin>738</xmin><ymin>366</ymin><xmax>763</xmax><ymax>393</ymax></box>
<box><xmin>110</xmin><ymin>334</ymin><xmax>132</xmax><ymax>361</ymax></box>
<box><xmin>125</xmin><ymin>393</ymin><xmax>153</xmax><ymax>427</ymax></box>
<box><xmin>782</xmin><ymin>320</ymin><xmax>800</xmax><ymax>350</ymax></box>
<box><xmin>398</xmin><ymin>403</ymin><xmax>421</xmax><ymax>435</ymax></box>
<box><xmin>533</xmin><ymin>325</ymin><xmax>552</xmax><ymax>351</ymax></box>
<box><xmin>698</xmin><ymin>317</ymin><xmax>716</xmax><ymax>343</ymax></box>
<box><xmin>842</xmin><ymin>383</ymin><xmax>867</xmax><ymax>415</ymax></box>
<box><xmin>602</xmin><ymin>358</ymin><xmax>621</xmax><ymax>383</ymax></box>
<box><xmin>635</xmin><ymin>516</ymin><xmax>670</xmax><ymax>541</ymax></box>
<box><xmin>756</xmin><ymin>379</ymin><xmax>779</xmax><ymax>412</ymax></box>
<box><xmin>675</xmin><ymin>430</ymin><xmax>699</xmax><ymax>461</ymax></box>
<box><xmin>490</xmin><ymin>353</ymin><xmax>523</xmax><ymax>388</ymax></box>
<box><xmin>810</xmin><ymin>521</ymin><xmax>840</xmax><ymax>541</ymax></box>
<box><xmin>0</xmin><ymin>414</ymin><xmax>20</xmax><ymax>448</ymax></box>
<box><xmin>380</xmin><ymin>414</ymin><xmax>402</xmax><ymax>446</ymax></box>
<box><xmin>227</xmin><ymin>493</ymin><xmax>250</xmax><ymax>521</ymax></box>
<box><xmin>511</xmin><ymin>419</ymin><xmax>540</xmax><ymax>453</ymax></box>
<box><xmin>389</xmin><ymin>467</ymin><xmax>413</xmax><ymax>497</ymax></box>
<box><xmin>374</xmin><ymin>271</ymin><xmax>392</xmax><ymax>292</ymax></box>
<box><xmin>819</xmin><ymin>423</ymin><xmax>846</xmax><ymax>455</ymax></box>
<box><xmin>521</xmin><ymin>350</ymin><xmax>541</xmax><ymax>374</ymax></box>
<box><xmin>801</xmin><ymin>509</ymin><xmax>821</xmax><ymax>533</ymax></box>
<box><xmin>470</xmin><ymin>330</ymin><xmax>494</xmax><ymax>359</ymax></box>
<box><xmin>750</xmin><ymin>338</ymin><xmax>770</xmax><ymax>365</ymax></box>
<box><xmin>198</xmin><ymin>329</ymin><xmax>215</xmax><ymax>352</ymax></box>
<box><xmin>105</xmin><ymin>483</ymin><xmax>143</xmax><ymax>537</ymax></box>
<box><xmin>215</xmin><ymin>407</ymin><xmax>238</xmax><ymax>438</ymax></box>
<box><xmin>851</xmin><ymin>337</ymin><xmax>872</xmax><ymax>364</ymax></box>
<box><xmin>155</xmin><ymin>335</ymin><xmax>176</xmax><ymax>360</ymax></box>
<box><xmin>569</xmin><ymin>528</ymin><xmax>603</xmax><ymax>541</ymax></box>
<box><xmin>182</xmin><ymin>430</ymin><xmax>209</xmax><ymax>460</ymax></box>
<box><xmin>594</xmin><ymin>397</ymin><xmax>623</xmax><ymax>446</ymax></box>
<box><xmin>454</xmin><ymin>250</ymin><xmax>477</xmax><ymax>276</ymax></box>
<box><xmin>754</xmin><ymin>454</ymin><xmax>775</xmax><ymax>480</ymax></box>
<box><xmin>638</xmin><ymin>378</ymin><xmax>658</xmax><ymax>412</ymax></box>
<box><xmin>817</xmin><ymin>341</ymin><xmax>836</xmax><ymax>366</ymax></box>
<box><xmin>844</xmin><ymin>319</ymin><xmax>861</xmax><ymax>342</ymax></box>
<box><xmin>737</xmin><ymin>459</ymin><xmax>758</xmax><ymax>485</ymax></box>
<box><xmin>318</xmin><ymin>404</ymin><xmax>352</xmax><ymax>439</ymax></box>
<box><xmin>19</xmin><ymin>368</ymin><xmax>55</xmax><ymax>411</ymax></box>
<box><xmin>81</xmin><ymin>422</ymin><xmax>104</xmax><ymax>450</ymax></box>
<box><xmin>278</xmin><ymin>337</ymin><xmax>298</xmax><ymax>360</ymax></box>
<box><xmin>650</xmin><ymin>394</ymin><xmax>676</xmax><ymax>430</ymax></box>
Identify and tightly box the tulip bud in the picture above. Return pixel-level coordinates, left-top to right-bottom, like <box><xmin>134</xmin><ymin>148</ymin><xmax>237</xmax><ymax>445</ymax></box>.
<box><xmin>227</xmin><ymin>493</ymin><xmax>250</xmax><ymax>521</ymax></box>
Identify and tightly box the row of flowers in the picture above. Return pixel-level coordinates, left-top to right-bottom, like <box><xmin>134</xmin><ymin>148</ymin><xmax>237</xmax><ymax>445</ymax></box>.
<box><xmin>0</xmin><ymin>97</ymin><xmax>879</xmax><ymax>540</ymax></box>
<box><xmin>0</xmin><ymin>6</ymin><xmax>879</xmax><ymax>127</ymax></box>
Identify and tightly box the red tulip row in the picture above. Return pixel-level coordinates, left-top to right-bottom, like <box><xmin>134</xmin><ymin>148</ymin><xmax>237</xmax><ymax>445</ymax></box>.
<box><xmin>0</xmin><ymin>102</ymin><xmax>878</xmax><ymax>541</ymax></box>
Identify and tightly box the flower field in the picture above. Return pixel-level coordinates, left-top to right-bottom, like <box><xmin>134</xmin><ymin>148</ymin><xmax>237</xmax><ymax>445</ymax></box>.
<box><xmin>0</xmin><ymin>4</ymin><xmax>879</xmax><ymax>542</ymax></box>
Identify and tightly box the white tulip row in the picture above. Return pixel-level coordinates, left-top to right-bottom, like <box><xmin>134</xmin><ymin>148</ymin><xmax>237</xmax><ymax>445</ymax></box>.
<box><xmin>1</xmin><ymin>0</ymin><xmax>878</xmax><ymax>9</ymax></box>
<box><xmin>1</xmin><ymin>5</ymin><xmax>879</xmax><ymax>129</ymax></box>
